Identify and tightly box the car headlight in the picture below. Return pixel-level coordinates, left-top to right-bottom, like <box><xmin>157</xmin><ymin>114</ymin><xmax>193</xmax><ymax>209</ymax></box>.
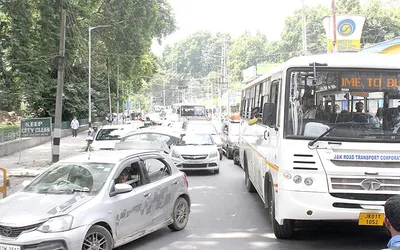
<box><xmin>209</xmin><ymin>151</ymin><xmax>218</xmax><ymax>158</ymax></box>
<box><xmin>38</xmin><ymin>215</ymin><xmax>73</xmax><ymax>233</ymax></box>
<box><xmin>171</xmin><ymin>150</ymin><xmax>181</xmax><ymax>158</ymax></box>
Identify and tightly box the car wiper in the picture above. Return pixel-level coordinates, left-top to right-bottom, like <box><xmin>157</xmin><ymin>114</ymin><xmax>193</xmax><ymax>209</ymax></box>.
<box><xmin>308</xmin><ymin>123</ymin><xmax>355</xmax><ymax>147</ymax></box>
<box><xmin>70</xmin><ymin>189</ymin><xmax>90</xmax><ymax>193</ymax></box>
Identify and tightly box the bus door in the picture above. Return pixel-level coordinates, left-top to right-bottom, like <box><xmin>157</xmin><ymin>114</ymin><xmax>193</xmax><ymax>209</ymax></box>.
<box><xmin>264</xmin><ymin>80</ymin><xmax>281</xmax><ymax>176</ymax></box>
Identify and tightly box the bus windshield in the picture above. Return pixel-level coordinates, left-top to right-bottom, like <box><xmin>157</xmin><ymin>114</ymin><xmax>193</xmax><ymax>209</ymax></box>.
<box><xmin>176</xmin><ymin>105</ymin><xmax>206</xmax><ymax>117</ymax></box>
<box><xmin>286</xmin><ymin>69</ymin><xmax>400</xmax><ymax>142</ymax></box>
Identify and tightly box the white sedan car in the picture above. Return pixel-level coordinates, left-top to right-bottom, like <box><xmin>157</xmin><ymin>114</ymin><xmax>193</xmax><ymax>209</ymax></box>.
<box><xmin>89</xmin><ymin>124</ymin><xmax>136</xmax><ymax>151</ymax></box>
<box><xmin>170</xmin><ymin>133</ymin><xmax>220</xmax><ymax>174</ymax></box>
<box><xmin>0</xmin><ymin>150</ymin><xmax>190</xmax><ymax>250</ymax></box>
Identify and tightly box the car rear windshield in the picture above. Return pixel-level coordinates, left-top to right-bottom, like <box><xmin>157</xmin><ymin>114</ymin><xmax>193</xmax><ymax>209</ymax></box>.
<box><xmin>96</xmin><ymin>128</ymin><xmax>126</xmax><ymax>141</ymax></box>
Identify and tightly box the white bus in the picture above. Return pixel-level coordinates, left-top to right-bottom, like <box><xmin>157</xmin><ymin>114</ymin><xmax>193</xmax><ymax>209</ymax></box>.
<box><xmin>238</xmin><ymin>53</ymin><xmax>400</xmax><ymax>239</ymax></box>
<box><xmin>172</xmin><ymin>103</ymin><xmax>208</xmax><ymax>121</ymax></box>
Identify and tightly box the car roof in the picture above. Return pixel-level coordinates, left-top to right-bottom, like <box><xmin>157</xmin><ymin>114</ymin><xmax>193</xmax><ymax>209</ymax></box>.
<box><xmin>100</xmin><ymin>124</ymin><xmax>135</xmax><ymax>129</ymax></box>
<box><xmin>60</xmin><ymin>150</ymin><xmax>160</xmax><ymax>164</ymax></box>
<box><xmin>121</xmin><ymin>128</ymin><xmax>183</xmax><ymax>139</ymax></box>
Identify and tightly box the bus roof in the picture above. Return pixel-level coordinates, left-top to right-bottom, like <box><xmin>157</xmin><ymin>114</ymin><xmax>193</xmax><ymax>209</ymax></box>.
<box><xmin>243</xmin><ymin>53</ymin><xmax>400</xmax><ymax>90</ymax></box>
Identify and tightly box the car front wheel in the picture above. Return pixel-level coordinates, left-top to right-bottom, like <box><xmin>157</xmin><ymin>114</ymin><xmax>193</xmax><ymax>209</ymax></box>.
<box><xmin>82</xmin><ymin>225</ymin><xmax>113</xmax><ymax>250</ymax></box>
<box><xmin>168</xmin><ymin>197</ymin><xmax>190</xmax><ymax>231</ymax></box>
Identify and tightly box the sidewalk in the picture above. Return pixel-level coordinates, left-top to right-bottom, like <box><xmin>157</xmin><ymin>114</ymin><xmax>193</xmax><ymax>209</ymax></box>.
<box><xmin>0</xmin><ymin>130</ymin><xmax>88</xmax><ymax>197</ymax></box>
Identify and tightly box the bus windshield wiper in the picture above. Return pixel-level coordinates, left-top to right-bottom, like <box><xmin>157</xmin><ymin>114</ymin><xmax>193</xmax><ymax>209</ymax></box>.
<box><xmin>308</xmin><ymin>123</ymin><xmax>354</xmax><ymax>147</ymax></box>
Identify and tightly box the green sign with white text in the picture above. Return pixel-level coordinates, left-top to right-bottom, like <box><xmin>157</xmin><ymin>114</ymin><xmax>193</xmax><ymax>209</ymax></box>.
<box><xmin>20</xmin><ymin>118</ymin><xmax>52</xmax><ymax>137</ymax></box>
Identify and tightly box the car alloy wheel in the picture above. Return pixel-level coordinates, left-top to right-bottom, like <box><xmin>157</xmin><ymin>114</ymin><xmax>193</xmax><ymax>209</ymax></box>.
<box><xmin>168</xmin><ymin>197</ymin><xmax>190</xmax><ymax>231</ymax></box>
<box><xmin>83</xmin><ymin>225</ymin><xmax>112</xmax><ymax>250</ymax></box>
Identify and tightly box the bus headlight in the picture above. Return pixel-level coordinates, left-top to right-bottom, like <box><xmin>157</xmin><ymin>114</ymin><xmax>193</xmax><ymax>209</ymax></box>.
<box><xmin>304</xmin><ymin>177</ymin><xmax>314</xmax><ymax>186</ymax></box>
<box><xmin>283</xmin><ymin>173</ymin><xmax>292</xmax><ymax>179</ymax></box>
<box><xmin>293</xmin><ymin>175</ymin><xmax>302</xmax><ymax>184</ymax></box>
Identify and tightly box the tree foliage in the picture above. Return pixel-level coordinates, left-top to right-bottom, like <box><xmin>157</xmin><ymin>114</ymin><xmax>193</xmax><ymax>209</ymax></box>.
<box><xmin>0</xmin><ymin>0</ymin><xmax>176</xmax><ymax>120</ymax></box>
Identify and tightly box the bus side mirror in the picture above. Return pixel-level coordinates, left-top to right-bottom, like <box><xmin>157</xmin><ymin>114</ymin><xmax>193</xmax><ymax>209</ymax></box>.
<box><xmin>262</xmin><ymin>103</ymin><xmax>276</xmax><ymax>127</ymax></box>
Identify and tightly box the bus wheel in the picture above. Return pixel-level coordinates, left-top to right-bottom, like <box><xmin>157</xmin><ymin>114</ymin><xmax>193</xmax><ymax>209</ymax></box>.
<box><xmin>226</xmin><ymin>148</ymin><xmax>233</xmax><ymax>159</ymax></box>
<box><xmin>269</xmin><ymin>180</ymin><xmax>294</xmax><ymax>239</ymax></box>
<box><xmin>233</xmin><ymin>150</ymin><xmax>240</xmax><ymax>166</ymax></box>
<box><xmin>244</xmin><ymin>163</ymin><xmax>256</xmax><ymax>193</ymax></box>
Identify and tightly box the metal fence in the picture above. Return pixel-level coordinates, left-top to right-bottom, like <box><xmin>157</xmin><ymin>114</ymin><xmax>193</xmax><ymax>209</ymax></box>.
<box><xmin>0</xmin><ymin>117</ymin><xmax>101</xmax><ymax>143</ymax></box>
<box><xmin>0</xmin><ymin>127</ymin><xmax>19</xmax><ymax>143</ymax></box>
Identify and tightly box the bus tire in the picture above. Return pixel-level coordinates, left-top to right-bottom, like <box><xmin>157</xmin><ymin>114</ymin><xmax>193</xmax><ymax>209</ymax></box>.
<box><xmin>244</xmin><ymin>155</ymin><xmax>256</xmax><ymax>193</ymax></box>
<box><xmin>268</xmin><ymin>179</ymin><xmax>294</xmax><ymax>239</ymax></box>
<box><xmin>233</xmin><ymin>150</ymin><xmax>240</xmax><ymax>166</ymax></box>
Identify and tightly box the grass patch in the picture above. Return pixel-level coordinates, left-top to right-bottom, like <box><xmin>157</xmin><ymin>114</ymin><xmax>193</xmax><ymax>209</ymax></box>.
<box><xmin>0</xmin><ymin>124</ymin><xmax>19</xmax><ymax>130</ymax></box>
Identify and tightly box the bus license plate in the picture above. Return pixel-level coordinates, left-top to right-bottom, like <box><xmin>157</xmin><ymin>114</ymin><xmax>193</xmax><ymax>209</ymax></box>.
<box><xmin>358</xmin><ymin>212</ymin><xmax>384</xmax><ymax>226</ymax></box>
<box><xmin>0</xmin><ymin>244</ymin><xmax>21</xmax><ymax>250</ymax></box>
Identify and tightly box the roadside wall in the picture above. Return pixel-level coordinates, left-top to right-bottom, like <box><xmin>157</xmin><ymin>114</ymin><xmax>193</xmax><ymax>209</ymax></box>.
<box><xmin>0</xmin><ymin>124</ymin><xmax>92</xmax><ymax>157</ymax></box>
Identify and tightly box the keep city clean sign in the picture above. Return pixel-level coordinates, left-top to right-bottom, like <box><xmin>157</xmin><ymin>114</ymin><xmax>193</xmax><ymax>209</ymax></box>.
<box><xmin>323</xmin><ymin>14</ymin><xmax>366</xmax><ymax>52</ymax></box>
<box><xmin>20</xmin><ymin>117</ymin><xmax>52</xmax><ymax>137</ymax></box>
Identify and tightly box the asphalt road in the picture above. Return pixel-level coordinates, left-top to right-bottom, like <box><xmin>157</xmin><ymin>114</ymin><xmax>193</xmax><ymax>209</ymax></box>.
<box><xmin>117</xmin><ymin>158</ymin><xmax>391</xmax><ymax>250</ymax></box>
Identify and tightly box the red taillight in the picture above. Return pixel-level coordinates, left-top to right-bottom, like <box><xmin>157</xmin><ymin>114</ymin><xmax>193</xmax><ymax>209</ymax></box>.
<box><xmin>183</xmin><ymin>173</ymin><xmax>189</xmax><ymax>188</ymax></box>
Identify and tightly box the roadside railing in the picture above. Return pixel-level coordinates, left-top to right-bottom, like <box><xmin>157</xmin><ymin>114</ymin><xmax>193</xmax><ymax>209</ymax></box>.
<box><xmin>0</xmin><ymin>127</ymin><xmax>19</xmax><ymax>143</ymax></box>
<box><xmin>0</xmin><ymin>117</ymin><xmax>103</xmax><ymax>143</ymax></box>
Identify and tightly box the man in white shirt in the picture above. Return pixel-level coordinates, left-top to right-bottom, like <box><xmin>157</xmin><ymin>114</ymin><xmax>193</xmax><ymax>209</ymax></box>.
<box><xmin>70</xmin><ymin>116</ymin><xmax>79</xmax><ymax>137</ymax></box>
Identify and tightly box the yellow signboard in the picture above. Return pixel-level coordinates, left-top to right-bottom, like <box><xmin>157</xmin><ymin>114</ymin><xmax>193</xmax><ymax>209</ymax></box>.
<box><xmin>327</xmin><ymin>39</ymin><xmax>361</xmax><ymax>52</ymax></box>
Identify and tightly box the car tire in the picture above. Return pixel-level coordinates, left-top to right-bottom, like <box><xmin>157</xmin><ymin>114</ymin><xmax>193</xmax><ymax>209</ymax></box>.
<box><xmin>214</xmin><ymin>169</ymin><xmax>220</xmax><ymax>174</ymax></box>
<box><xmin>82</xmin><ymin>225</ymin><xmax>113</xmax><ymax>250</ymax></box>
<box><xmin>168</xmin><ymin>197</ymin><xmax>190</xmax><ymax>231</ymax></box>
<box><xmin>226</xmin><ymin>148</ymin><xmax>233</xmax><ymax>159</ymax></box>
<box><xmin>233</xmin><ymin>150</ymin><xmax>240</xmax><ymax>166</ymax></box>
<box><xmin>269</xmin><ymin>179</ymin><xmax>295</xmax><ymax>239</ymax></box>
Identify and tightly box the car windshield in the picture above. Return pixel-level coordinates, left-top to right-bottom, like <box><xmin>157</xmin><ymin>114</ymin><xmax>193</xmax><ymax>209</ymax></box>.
<box><xmin>186</xmin><ymin>124</ymin><xmax>217</xmax><ymax>135</ymax></box>
<box><xmin>229</xmin><ymin>124</ymin><xmax>240</xmax><ymax>136</ymax></box>
<box><xmin>286</xmin><ymin>69</ymin><xmax>400</xmax><ymax>142</ymax></box>
<box><xmin>23</xmin><ymin>163</ymin><xmax>114</xmax><ymax>194</ymax></box>
<box><xmin>96</xmin><ymin>128</ymin><xmax>128</xmax><ymax>141</ymax></box>
<box><xmin>178</xmin><ymin>134</ymin><xmax>213</xmax><ymax>146</ymax></box>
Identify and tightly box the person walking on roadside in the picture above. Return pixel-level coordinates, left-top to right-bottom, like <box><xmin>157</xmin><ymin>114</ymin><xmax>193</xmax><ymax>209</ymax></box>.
<box><xmin>382</xmin><ymin>195</ymin><xmax>400</xmax><ymax>250</ymax></box>
<box><xmin>70</xmin><ymin>116</ymin><xmax>79</xmax><ymax>137</ymax></box>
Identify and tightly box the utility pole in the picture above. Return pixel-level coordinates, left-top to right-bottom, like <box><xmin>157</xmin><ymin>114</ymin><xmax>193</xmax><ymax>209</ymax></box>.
<box><xmin>52</xmin><ymin>8</ymin><xmax>66</xmax><ymax>163</ymax></box>
<box><xmin>332</xmin><ymin>0</ymin><xmax>337</xmax><ymax>53</ymax></box>
<box><xmin>302</xmin><ymin>0</ymin><xmax>308</xmax><ymax>55</ymax></box>
<box><xmin>163</xmin><ymin>81</ymin><xmax>166</xmax><ymax>107</ymax></box>
<box><xmin>116</xmin><ymin>57</ymin><xmax>120</xmax><ymax>124</ymax></box>
<box><xmin>107</xmin><ymin>58</ymin><xmax>112</xmax><ymax>117</ymax></box>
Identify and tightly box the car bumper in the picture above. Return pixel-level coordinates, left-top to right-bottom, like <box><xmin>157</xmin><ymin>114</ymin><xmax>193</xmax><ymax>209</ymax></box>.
<box><xmin>0</xmin><ymin>225</ymin><xmax>90</xmax><ymax>250</ymax></box>
<box><xmin>172</xmin><ymin>157</ymin><xmax>220</xmax><ymax>171</ymax></box>
<box><xmin>276</xmin><ymin>190</ymin><xmax>385</xmax><ymax>224</ymax></box>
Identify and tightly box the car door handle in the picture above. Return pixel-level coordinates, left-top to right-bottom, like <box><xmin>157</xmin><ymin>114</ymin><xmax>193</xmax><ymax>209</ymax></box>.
<box><xmin>144</xmin><ymin>192</ymin><xmax>151</xmax><ymax>198</ymax></box>
<box><xmin>173</xmin><ymin>180</ymin><xmax>179</xmax><ymax>185</ymax></box>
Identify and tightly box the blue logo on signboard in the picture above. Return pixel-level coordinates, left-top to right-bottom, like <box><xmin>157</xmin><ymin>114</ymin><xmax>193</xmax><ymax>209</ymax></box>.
<box><xmin>338</xmin><ymin>19</ymin><xmax>356</xmax><ymax>36</ymax></box>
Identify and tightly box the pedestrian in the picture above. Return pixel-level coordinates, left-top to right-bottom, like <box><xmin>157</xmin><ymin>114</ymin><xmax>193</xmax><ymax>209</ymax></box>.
<box><xmin>70</xmin><ymin>116</ymin><xmax>79</xmax><ymax>137</ymax></box>
<box><xmin>383</xmin><ymin>195</ymin><xmax>400</xmax><ymax>250</ymax></box>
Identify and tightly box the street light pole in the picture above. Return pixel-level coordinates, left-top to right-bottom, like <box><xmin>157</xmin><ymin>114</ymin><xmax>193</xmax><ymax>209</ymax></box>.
<box><xmin>88</xmin><ymin>25</ymin><xmax>111</xmax><ymax>128</ymax></box>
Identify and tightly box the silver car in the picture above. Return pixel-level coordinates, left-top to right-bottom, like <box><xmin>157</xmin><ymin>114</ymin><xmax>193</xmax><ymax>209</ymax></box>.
<box><xmin>184</xmin><ymin>120</ymin><xmax>223</xmax><ymax>160</ymax></box>
<box><xmin>170</xmin><ymin>133</ymin><xmax>220</xmax><ymax>174</ymax></box>
<box><xmin>0</xmin><ymin>150</ymin><xmax>190</xmax><ymax>250</ymax></box>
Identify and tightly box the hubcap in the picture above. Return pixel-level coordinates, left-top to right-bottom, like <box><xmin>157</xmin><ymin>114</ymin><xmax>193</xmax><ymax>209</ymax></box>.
<box><xmin>83</xmin><ymin>232</ymin><xmax>108</xmax><ymax>250</ymax></box>
<box><xmin>175</xmin><ymin>201</ymin><xmax>189</xmax><ymax>226</ymax></box>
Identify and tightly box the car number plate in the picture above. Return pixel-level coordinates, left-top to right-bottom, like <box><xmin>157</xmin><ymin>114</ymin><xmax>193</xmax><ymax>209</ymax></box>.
<box><xmin>0</xmin><ymin>244</ymin><xmax>21</xmax><ymax>250</ymax></box>
<box><xmin>358</xmin><ymin>212</ymin><xmax>384</xmax><ymax>226</ymax></box>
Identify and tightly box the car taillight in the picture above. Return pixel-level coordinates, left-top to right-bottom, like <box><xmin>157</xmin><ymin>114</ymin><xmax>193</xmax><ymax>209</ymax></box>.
<box><xmin>183</xmin><ymin>173</ymin><xmax>189</xmax><ymax>188</ymax></box>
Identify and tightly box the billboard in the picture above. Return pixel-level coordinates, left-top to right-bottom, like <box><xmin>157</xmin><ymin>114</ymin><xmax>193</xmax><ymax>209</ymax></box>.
<box><xmin>242</xmin><ymin>66</ymin><xmax>257</xmax><ymax>83</ymax></box>
<box><xmin>256</xmin><ymin>63</ymin><xmax>281</xmax><ymax>76</ymax></box>
<box><xmin>20</xmin><ymin>118</ymin><xmax>52</xmax><ymax>137</ymax></box>
<box><xmin>323</xmin><ymin>15</ymin><xmax>366</xmax><ymax>52</ymax></box>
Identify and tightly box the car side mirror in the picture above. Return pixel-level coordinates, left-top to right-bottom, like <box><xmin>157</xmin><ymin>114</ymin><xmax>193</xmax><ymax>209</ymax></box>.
<box><xmin>113</xmin><ymin>183</ymin><xmax>133</xmax><ymax>195</ymax></box>
<box><xmin>22</xmin><ymin>180</ymin><xmax>32</xmax><ymax>187</ymax></box>
<box><xmin>262</xmin><ymin>103</ymin><xmax>277</xmax><ymax>127</ymax></box>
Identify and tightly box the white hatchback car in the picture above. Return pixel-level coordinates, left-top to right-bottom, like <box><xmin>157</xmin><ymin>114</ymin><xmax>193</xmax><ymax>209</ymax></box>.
<box><xmin>0</xmin><ymin>150</ymin><xmax>190</xmax><ymax>250</ymax></box>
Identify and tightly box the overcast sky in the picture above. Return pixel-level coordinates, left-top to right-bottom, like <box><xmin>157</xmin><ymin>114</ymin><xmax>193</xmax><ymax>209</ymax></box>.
<box><xmin>152</xmin><ymin>0</ymin><xmax>370</xmax><ymax>55</ymax></box>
